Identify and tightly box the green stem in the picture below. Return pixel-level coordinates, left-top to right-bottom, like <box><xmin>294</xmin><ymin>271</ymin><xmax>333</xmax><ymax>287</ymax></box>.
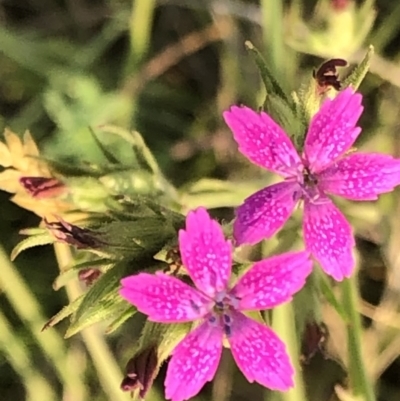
<box><xmin>341</xmin><ymin>276</ymin><xmax>376</xmax><ymax>401</ymax></box>
<box><xmin>53</xmin><ymin>243</ymin><xmax>130</xmax><ymax>401</ymax></box>
<box><xmin>272</xmin><ymin>303</ymin><xmax>306</xmax><ymax>401</ymax></box>
<box><xmin>0</xmin><ymin>308</ymin><xmax>57</xmax><ymax>401</ymax></box>
<box><xmin>260</xmin><ymin>0</ymin><xmax>285</xmax><ymax>82</ymax></box>
<box><xmin>0</xmin><ymin>245</ymin><xmax>82</xmax><ymax>396</ymax></box>
<box><xmin>124</xmin><ymin>0</ymin><xmax>157</xmax><ymax>77</ymax></box>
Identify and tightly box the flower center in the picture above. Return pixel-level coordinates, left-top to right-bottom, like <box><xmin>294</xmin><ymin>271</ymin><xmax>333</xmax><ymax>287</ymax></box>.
<box><xmin>302</xmin><ymin>166</ymin><xmax>318</xmax><ymax>187</ymax></box>
<box><xmin>289</xmin><ymin>164</ymin><xmax>326</xmax><ymax>203</ymax></box>
<box><xmin>208</xmin><ymin>292</ymin><xmax>239</xmax><ymax>337</ymax></box>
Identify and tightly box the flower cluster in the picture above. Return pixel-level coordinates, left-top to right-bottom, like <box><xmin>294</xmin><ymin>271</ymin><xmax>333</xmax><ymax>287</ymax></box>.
<box><xmin>120</xmin><ymin>88</ymin><xmax>400</xmax><ymax>401</ymax></box>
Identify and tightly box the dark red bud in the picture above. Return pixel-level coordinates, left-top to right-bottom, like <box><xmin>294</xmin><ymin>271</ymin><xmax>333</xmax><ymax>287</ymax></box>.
<box><xmin>45</xmin><ymin>218</ymin><xmax>104</xmax><ymax>249</ymax></box>
<box><xmin>120</xmin><ymin>346</ymin><xmax>158</xmax><ymax>399</ymax></box>
<box><xmin>78</xmin><ymin>268</ymin><xmax>102</xmax><ymax>286</ymax></box>
<box><xmin>20</xmin><ymin>176</ymin><xmax>66</xmax><ymax>199</ymax></box>
<box><xmin>331</xmin><ymin>0</ymin><xmax>350</xmax><ymax>11</ymax></box>
<box><xmin>300</xmin><ymin>321</ymin><xmax>328</xmax><ymax>364</ymax></box>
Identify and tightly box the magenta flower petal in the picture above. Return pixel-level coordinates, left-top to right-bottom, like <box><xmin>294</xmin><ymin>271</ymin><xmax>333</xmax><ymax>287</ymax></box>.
<box><xmin>229</xmin><ymin>312</ymin><xmax>294</xmax><ymax>391</ymax></box>
<box><xmin>318</xmin><ymin>152</ymin><xmax>400</xmax><ymax>200</ymax></box>
<box><xmin>179</xmin><ymin>208</ymin><xmax>231</xmax><ymax>297</ymax></box>
<box><xmin>120</xmin><ymin>273</ymin><xmax>212</xmax><ymax>323</ymax></box>
<box><xmin>304</xmin><ymin>88</ymin><xmax>363</xmax><ymax>172</ymax></box>
<box><xmin>303</xmin><ymin>200</ymin><xmax>355</xmax><ymax>280</ymax></box>
<box><xmin>165</xmin><ymin>322</ymin><xmax>223</xmax><ymax>401</ymax></box>
<box><xmin>232</xmin><ymin>251</ymin><xmax>312</xmax><ymax>310</ymax></box>
<box><xmin>234</xmin><ymin>181</ymin><xmax>299</xmax><ymax>245</ymax></box>
<box><xmin>223</xmin><ymin>106</ymin><xmax>301</xmax><ymax>177</ymax></box>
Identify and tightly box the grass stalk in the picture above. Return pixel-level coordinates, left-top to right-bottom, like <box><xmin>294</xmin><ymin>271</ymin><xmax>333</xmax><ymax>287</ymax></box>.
<box><xmin>260</xmin><ymin>0</ymin><xmax>285</xmax><ymax>82</ymax></box>
<box><xmin>272</xmin><ymin>302</ymin><xmax>306</xmax><ymax>401</ymax></box>
<box><xmin>341</xmin><ymin>276</ymin><xmax>376</xmax><ymax>401</ymax></box>
<box><xmin>53</xmin><ymin>242</ymin><xmax>130</xmax><ymax>401</ymax></box>
<box><xmin>124</xmin><ymin>0</ymin><xmax>157</xmax><ymax>76</ymax></box>
<box><xmin>0</xmin><ymin>308</ymin><xmax>57</xmax><ymax>401</ymax></box>
<box><xmin>0</xmin><ymin>245</ymin><xmax>83</xmax><ymax>395</ymax></box>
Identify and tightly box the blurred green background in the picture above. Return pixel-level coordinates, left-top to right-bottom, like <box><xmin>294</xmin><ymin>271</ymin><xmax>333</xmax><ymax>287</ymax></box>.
<box><xmin>2</xmin><ymin>0</ymin><xmax>400</xmax><ymax>400</ymax></box>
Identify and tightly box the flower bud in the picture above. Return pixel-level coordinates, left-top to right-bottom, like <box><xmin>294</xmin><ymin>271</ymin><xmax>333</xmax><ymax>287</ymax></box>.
<box><xmin>78</xmin><ymin>268</ymin><xmax>102</xmax><ymax>286</ymax></box>
<box><xmin>45</xmin><ymin>218</ymin><xmax>104</xmax><ymax>249</ymax></box>
<box><xmin>120</xmin><ymin>346</ymin><xmax>158</xmax><ymax>399</ymax></box>
<box><xmin>20</xmin><ymin>176</ymin><xmax>66</xmax><ymax>199</ymax></box>
<box><xmin>331</xmin><ymin>0</ymin><xmax>350</xmax><ymax>12</ymax></box>
<box><xmin>300</xmin><ymin>321</ymin><xmax>328</xmax><ymax>364</ymax></box>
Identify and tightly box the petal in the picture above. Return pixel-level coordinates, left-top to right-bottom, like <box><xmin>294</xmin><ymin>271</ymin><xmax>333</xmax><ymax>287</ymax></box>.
<box><xmin>223</xmin><ymin>106</ymin><xmax>301</xmax><ymax>177</ymax></box>
<box><xmin>120</xmin><ymin>273</ymin><xmax>212</xmax><ymax>322</ymax></box>
<box><xmin>229</xmin><ymin>312</ymin><xmax>294</xmax><ymax>391</ymax></box>
<box><xmin>165</xmin><ymin>322</ymin><xmax>223</xmax><ymax>401</ymax></box>
<box><xmin>231</xmin><ymin>251</ymin><xmax>312</xmax><ymax>310</ymax></box>
<box><xmin>303</xmin><ymin>199</ymin><xmax>355</xmax><ymax>281</ymax></box>
<box><xmin>304</xmin><ymin>88</ymin><xmax>363</xmax><ymax>172</ymax></box>
<box><xmin>179</xmin><ymin>208</ymin><xmax>231</xmax><ymax>297</ymax></box>
<box><xmin>318</xmin><ymin>152</ymin><xmax>400</xmax><ymax>200</ymax></box>
<box><xmin>234</xmin><ymin>181</ymin><xmax>299</xmax><ymax>246</ymax></box>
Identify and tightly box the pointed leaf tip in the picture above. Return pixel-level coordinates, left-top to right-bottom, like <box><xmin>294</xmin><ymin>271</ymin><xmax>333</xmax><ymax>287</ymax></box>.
<box><xmin>343</xmin><ymin>45</ymin><xmax>374</xmax><ymax>90</ymax></box>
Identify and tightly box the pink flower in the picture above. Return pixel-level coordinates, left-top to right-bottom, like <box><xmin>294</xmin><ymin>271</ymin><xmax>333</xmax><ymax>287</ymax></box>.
<box><xmin>223</xmin><ymin>88</ymin><xmax>400</xmax><ymax>280</ymax></box>
<box><xmin>120</xmin><ymin>208</ymin><xmax>312</xmax><ymax>401</ymax></box>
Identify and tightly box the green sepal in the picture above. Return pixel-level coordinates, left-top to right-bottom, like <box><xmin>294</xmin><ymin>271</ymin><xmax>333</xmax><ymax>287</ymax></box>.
<box><xmin>295</xmin><ymin>78</ymin><xmax>321</xmax><ymax>127</ymax></box>
<box><xmin>342</xmin><ymin>45</ymin><xmax>374</xmax><ymax>90</ymax></box>
<box><xmin>65</xmin><ymin>262</ymin><xmax>129</xmax><ymax>337</ymax></box>
<box><xmin>244</xmin><ymin>41</ymin><xmax>290</xmax><ymax>104</ymax></box>
<box><xmin>105</xmin><ymin>304</ymin><xmax>137</xmax><ymax>334</ymax></box>
<box><xmin>264</xmin><ymin>92</ymin><xmax>307</xmax><ymax>145</ymax></box>
<box><xmin>66</xmin><ymin>292</ymin><xmax>131</xmax><ymax>338</ymax></box>
<box><xmin>11</xmin><ymin>232</ymin><xmax>55</xmax><ymax>261</ymax></box>
<box><xmin>96</xmin><ymin>217</ymin><xmax>178</xmax><ymax>259</ymax></box>
<box><xmin>136</xmin><ymin>320</ymin><xmax>191</xmax><ymax>362</ymax></box>
<box><xmin>244</xmin><ymin>41</ymin><xmax>304</xmax><ymax>138</ymax></box>
<box><xmin>42</xmin><ymin>294</ymin><xmax>84</xmax><ymax>331</ymax></box>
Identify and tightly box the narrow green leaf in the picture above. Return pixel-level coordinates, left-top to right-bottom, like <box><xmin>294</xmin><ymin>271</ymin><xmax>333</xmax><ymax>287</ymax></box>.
<box><xmin>71</xmin><ymin>263</ymin><xmax>127</xmax><ymax>326</ymax></box>
<box><xmin>318</xmin><ymin>273</ymin><xmax>350</xmax><ymax>323</ymax></box>
<box><xmin>105</xmin><ymin>304</ymin><xmax>137</xmax><ymax>334</ymax></box>
<box><xmin>342</xmin><ymin>45</ymin><xmax>374</xmax><ymax>90</ymax></box>
<box><xmin>11</xmin><ymin>234</ymin><xmax>54</xmax><ymax>261</ymax></box>
<box><xmin>131</xmin><ymin>130</ymin><xmax>161</xmax><ymax>175</ymax></box>
<box><xmin>138</xmin><ymin>320</ymin><xmax>191</xmax><ymax>361</ymax></box>
<box><xmin>66</xmin><ymin>293</ymin><xmax>127</xmax><ymax>338</ymax></box>
<box><xmin>245</xmin><ymin>40</ymin><xmax>290</xmax><ymax>103</ymax></box>
<box><xmin>181</xmin><ymin>178</ymin><xmax>265</xmax><ymax>209</ymax></box>
<box><xmin>65</xmin><ymin>258</ymin><xmax>116</xmax><ymax>272</ymax></box>
<box><xmin>18</xmin><ymin>227</ymin><xmax>48</xmax><ymax>236</ymax></box>
<box><xmin>52</xmin><ymin>269</ymin><xmax>77</xmax><ymax>291</ymax></box>
<box><xmin>88</xmin><ymin>127</ymin><xmax>122</xmax><ymax>165</ymax></box>
<box><xmin>42</xmin><ymin>294</ymin><xmax>84</xmax><ymax>331</ymax></box>
<box><xmin>98</xmin><ymin>126</ymin><xmax>160</xmax><ymax>174</ymax></box>
<box><xmin>264</xmin><ymin>93</ymin><xmax>306</xmax><ymax>143</ymax></box>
